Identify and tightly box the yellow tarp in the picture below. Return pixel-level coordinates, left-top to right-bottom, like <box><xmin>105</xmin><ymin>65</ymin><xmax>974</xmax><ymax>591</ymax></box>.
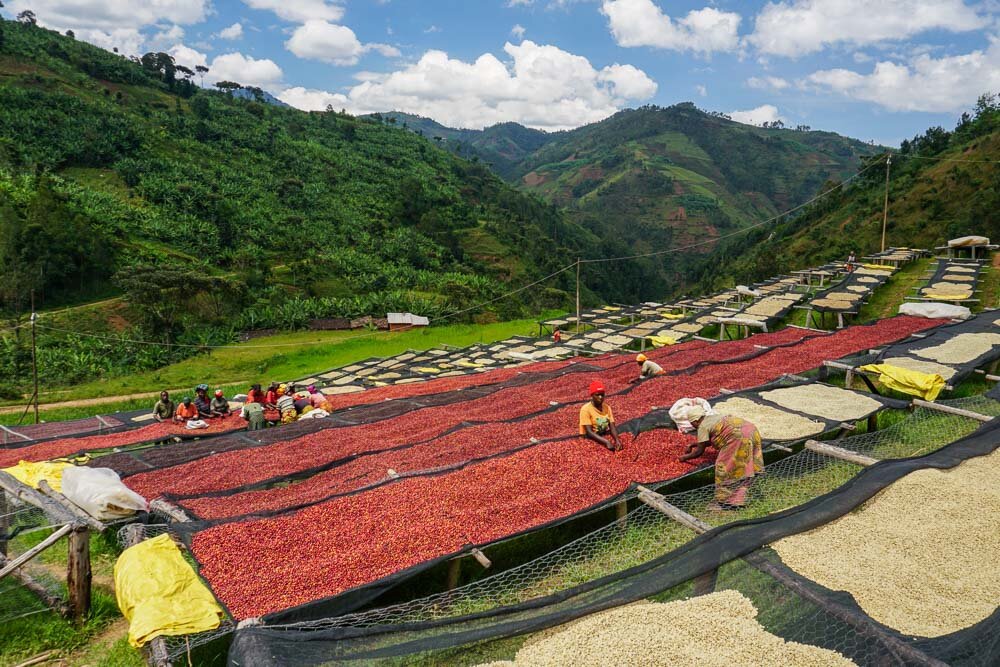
<box><xmin>115</xmin><ymin>533</ymin><xmax>224</xmax><ymax>648</ymax></box>
<box><xmin>647</xmin><ymin>335</ymin><xmax>678</xmax><ymax>347</ymax></box>
<box><xmin>2</xmin><ymin>460</ymin><xmax>71</xmax><ymax>492</ymax></box>
<box><xmin>862</xmin><ymin>263</ymin><xmax>895</xmax><ymax>271</ymax></box>
<box><xmin>660</xmin><ymin>313</ymin><xmax>685</xmax><ymax>320</ymax></box>
<box><xmin>859</xmin><ymin>363</ymin><xmax>946</xmax><ymax>401</ymax></box>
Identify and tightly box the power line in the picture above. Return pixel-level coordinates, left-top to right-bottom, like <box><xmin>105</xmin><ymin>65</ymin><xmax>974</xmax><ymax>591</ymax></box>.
<box><xmin>893</xmin><ymin>153</ymin><xmax>1000</xmax><ymax>165</ymax></box>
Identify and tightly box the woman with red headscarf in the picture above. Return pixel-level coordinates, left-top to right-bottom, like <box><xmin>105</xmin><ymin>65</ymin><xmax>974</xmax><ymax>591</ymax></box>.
<box><xmin>579</xmin><ymin>380</ymin><xmax>621</xmax><ymax>451</ymax></box>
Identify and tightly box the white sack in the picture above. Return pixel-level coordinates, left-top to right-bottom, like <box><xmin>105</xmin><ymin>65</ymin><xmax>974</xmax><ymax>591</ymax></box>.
<box><xmin>948</xmin><ymin>235</ymin><xmax>989</xmax><ymax>247</ymax></box>
<box><xmin>899</xmin><ymin>302</ymin><xmax>971</xmax><ymax>320</ymax></box>
<box><xmin>61</xmin><ymin>466</ymin><xmax>147</xmax><ymax>520</ymax></box>
<box><xmin>669</xmin><ymin>397</ymin><xmax>715</xmax><ymax>433</ymax></box>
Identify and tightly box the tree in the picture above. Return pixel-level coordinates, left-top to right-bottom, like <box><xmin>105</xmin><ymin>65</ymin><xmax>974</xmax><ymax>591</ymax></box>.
<box><xmin>195</xmin><ymin>64</ymin><xmax>209</xmax><ymax>87</ymax></box>
<box><xmin>65</xmin><ymin>29</ymin><xmax>74</xmax><ymax>39</ymax></box>
<box><xmin>140</xmin><ymin>52</ymin><xmax>176</xmax><ymax>87</ymax></box>
<box><xmin>215</xmin><ymin>80</ymin><xmax>242</xmax><ymax>93</ymax></box>
<box><xmin>16</xmin><ymin>9</ymin><xmax>36</xmax><ymax>25</ymax></box>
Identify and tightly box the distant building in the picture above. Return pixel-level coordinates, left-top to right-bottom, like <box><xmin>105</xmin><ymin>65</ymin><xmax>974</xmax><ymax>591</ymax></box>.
<box><xmin>387</xmin><ymin>312</ymin><xmax>430</xmax><ymax>331</ymax></box>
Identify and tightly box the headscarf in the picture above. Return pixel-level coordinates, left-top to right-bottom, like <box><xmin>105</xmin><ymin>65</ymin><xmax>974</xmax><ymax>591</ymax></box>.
<box><xmin>636</xmin><ymin>354</ymin><xmax>647</xmax><ymax>363</ymax></box>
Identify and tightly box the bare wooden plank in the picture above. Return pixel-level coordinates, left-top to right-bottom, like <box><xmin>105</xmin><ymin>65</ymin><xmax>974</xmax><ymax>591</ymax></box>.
<box><xmin>0</xmin><ymin>523</ymin><xmax>73</xmax><ymax>580</ymax></box>
<box><xmin>804</xmin><ymin>440</ymin><xmax>879</xmax><ymax>467</ymax></box>
<box><xmin>37</xmin><ymin>481</ymin><xmax>105</xmax><ymax>532</ymax></box>
<box><xmin>912</xmin><ymin>399</ymin><xmax>992</xmax><ymax>422</ymax></box>
<box><xmin>0</xmin><ymin>472</ymin><xmax>77</xmax><ymax>525</ymax></box>
<box><xmin>149</xmin><ymin>499</ymin><xmax>192</xmax><ymax>523</ymax></box>
<box><xmin>469</xmin><ymin>548</ymin><xmax>492</xmax><ymax>569</ymax></box>
<box><xmin>636</xmin><ymin>486</ymin><xmax>711</xmax><ymax>534</ymax></box>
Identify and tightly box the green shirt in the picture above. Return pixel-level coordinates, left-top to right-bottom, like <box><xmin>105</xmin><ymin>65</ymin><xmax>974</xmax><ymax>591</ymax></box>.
<box><xmin>153</xmin><ymin>399</ymin><xmax>174</xmax><ymax>420</ymax></box>
<box><xmin>211</xmin><ymin>397</ymin><xmax>230</xmax><ymax>412</ymax></box>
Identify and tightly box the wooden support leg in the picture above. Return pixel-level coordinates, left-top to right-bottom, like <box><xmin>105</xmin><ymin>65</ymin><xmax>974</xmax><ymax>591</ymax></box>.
<box><xmin>67</xmin><ymin>526</ymin><xmax>91</xmax><ymax>623</ymax></box>
<box><xmin>0</xmin><ymin>489</ymin><xmax>7</xmax><ymax>558</ymax></box>
<box><xmin>446</xmin><ymin>558</ymin><xmax>461</xmax><ymax>590</ymax></box>
<box><xmin>867</xmin><ymin>413</ymin><xmax>878</xmax><ymax>433</ymax></box>
<box><xmin>692</xmin><ymin>568</ymin><xmax>718</xmax><ymax>597</ymax></box>
<box><xmin>615</xmin><ymin>499</ymin><xmax>628</xmax><ymax>528</ymax></box>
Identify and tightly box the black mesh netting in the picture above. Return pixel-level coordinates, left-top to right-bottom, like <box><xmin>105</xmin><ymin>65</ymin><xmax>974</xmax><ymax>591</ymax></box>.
<box><xmin>226</xmin><ymin>417</ymin><xmax>1000</xmax><ymax>666</ymax></box>
<box><xmin>874</xmin><ymin>310</ymin><xmax>1000</xmax><ymax>383</ymax></box>
<box><xmin>810</xmin><ymin>268</ymin><xmax>891</xmax><ymax>313</ymax></box>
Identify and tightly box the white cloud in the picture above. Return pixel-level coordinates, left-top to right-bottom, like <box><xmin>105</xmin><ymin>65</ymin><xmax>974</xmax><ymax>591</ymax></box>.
<box><xmin>169</xmin><ymin>44</ymin><xmax>209</xmax><ymax>70</ymax></box>
<box><xmin>853</xmin><ymin>51</ymin><xmax>873</xmax><ymax>63</ymax></box>
<box><xmin>424</xmin><ymin>25</ymin><xmax>441</xmax><ymax>33</ymax></box>
<box><xmin>601</xmin><ymin>0</ymin><xmax>741</xmax><ymax>54</ymax></box>
<box><xmin>511</xmin><ymin>24</ymin><xmax>527</xmax><ymax>39</ymax></box>
<box><xmin>695</xmin><ymin>84</ymin><xmax>707</xmax><ymax>97</ymax></box>
<box><xmin>286</xmin><ymin>20</ymin><xmax>363</xmax><ymax>64</ymax></box>
<box><xmin>285</xmin><ymin>20</ymin><xmax>399</xmax><ymax>65</ymax></box>
<box><xmin>507</xmin><ymin>0</ymin><xmax>535</xmax><ymax>6</ymax></box>
<box><xmin>278</xmin><ymin>40</ymin><xmax>658</xmax><ymax>131</ymax></box>
<box><xmin>4</xmin><ymin>0</ymin><xmax>208</xmax><ymax>30</ymax></box>
<box><xmin>4</xmin><ymin>0</ymin><xmax>207</xmax><ymax>55</ymax></box>
<box><xmin>729</xmin><ymin>104</ymin><xmax>783</xmax><ymax>125</ymax></box>
<box><xmin>749</xmin><ymin>0</ymin><xmax>987</xmax><ymax>57</ymax></box>
<box><xmin>208</xmin><ymin>52</ymin><xmax>284</xmax><ymax>88</ymax></box>
<box><xmin>805</xmin><ymin>38</ymin><xmax>1000</xmax><ymax>113</ymax></box>
<box><xmin>151</xmin><ymin>25</ymin><xmax>186</xmax><ymax>47</ymax></box>
<box><xmin>242</xmin><ymin>0</ymin><xmax>344</xmax><ymax>23</ymax></box>
<box><xmin>218</xmin><ymin>23</ymin><xmax>244</xmax><ymax>40</ymax></box>
<box><xmin>747</xmin><ymin>75</ymin><xmax>789</xmax><ymax>90</ymax></box>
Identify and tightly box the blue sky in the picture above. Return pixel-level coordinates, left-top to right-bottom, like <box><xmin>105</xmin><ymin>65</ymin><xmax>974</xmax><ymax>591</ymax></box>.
<box><xmin>4</xmin><ymin>0</ymin><xmax>998</xmax><ymax>144</ymax></box>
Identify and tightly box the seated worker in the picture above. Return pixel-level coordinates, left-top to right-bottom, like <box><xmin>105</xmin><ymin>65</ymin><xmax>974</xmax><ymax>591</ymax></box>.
<box><xmin>275</xmin><ymin>384</ymin><xmax>297</xmax><ymax>424</ymax></box>
<box><xmin>152</xmin><ymin>390</ymin><xmax>175</xmax><ymax>423</ymax></box>
<box><xmin>193</xmin><ymin>384</ymin><xmax>213</xmax><ymax>418</ymax></box>
<box><xmin>211</xmin><ymin>389</ymin><xmax>231</xmax><ymax>416</ymax></box>
<box><xmin>579</xmin><ymin>380</ymin><xmax>621</xmax><ymax>452</ymax></box>
<box><xmin>264</xmin><ymin>382</ymin><xmax>281</xmax><ymax>409</ymax></box>
<box><xmin>678</xmin><ymin>406</ymin><xmax>764</xmax><ymax>509</ymax></box>
<box><xmin>240</xmin><ymin>401</ymin><xmax>266</xmax><ymax>431</ymax></box>
<box><xmin>631</xmin><ymin>353</ymin><xmax>665</xmax><ymax>383</ymax></box>
<box><xmin>307</xmin><ymin>385</ymin><xmax>331</xmax><ymax>411</ymax></box>
<box><xmin>246</xmin><ymin>383</ymin><xmax>265</xmax><ymax>404</ymax></box>
<box><xmin>174</xmin><ymin>397</ymin><xmax>199</xmax><ymax>423</ymax></box>
<box><xmin>292</xmin><ymin>389</ymin><xmax>312</xmax><ymax>414</ymax></box>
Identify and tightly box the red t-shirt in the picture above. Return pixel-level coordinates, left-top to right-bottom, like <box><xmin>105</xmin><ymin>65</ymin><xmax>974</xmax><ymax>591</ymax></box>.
<box><xmin>247</xmin><ymin>389</ymin><xmax>265</xmax><ymax>404</ymax></box>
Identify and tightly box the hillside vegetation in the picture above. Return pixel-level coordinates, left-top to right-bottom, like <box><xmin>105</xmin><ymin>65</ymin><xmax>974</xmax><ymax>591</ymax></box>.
<box><xmin>697</xmin><ymin>96</ymin><xmax>1000</xmax><ymax>293</ymax></box>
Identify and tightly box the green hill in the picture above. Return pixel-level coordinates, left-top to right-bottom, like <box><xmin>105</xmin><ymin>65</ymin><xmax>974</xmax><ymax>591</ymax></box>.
<box><xmin>694</xmin><ymin>96</ymin><xmax>1000</xmax><ymax>292</ymax></box>
<box><xmin>0</xmin><ymin>20</ymin><xmax>636</xmax><ymax>333</ymax></box>
<box><xmin>377</xmin><ymin>104</ymin><xmax>880</xmax><ymax>290</ymax></box>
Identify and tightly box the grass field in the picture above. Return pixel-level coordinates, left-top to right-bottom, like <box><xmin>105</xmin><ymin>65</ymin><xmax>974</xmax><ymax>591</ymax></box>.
<box><xmin>0</xmin><ymin>313</ymin><xmax>561</xmax><ymax>424</ymax></box>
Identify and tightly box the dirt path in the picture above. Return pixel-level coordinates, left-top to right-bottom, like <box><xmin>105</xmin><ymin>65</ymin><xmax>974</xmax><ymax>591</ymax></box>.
<box><xmin>0</xmin><ymin>384</ymin><xmax>247</xmax><ymax>416</ymax></box>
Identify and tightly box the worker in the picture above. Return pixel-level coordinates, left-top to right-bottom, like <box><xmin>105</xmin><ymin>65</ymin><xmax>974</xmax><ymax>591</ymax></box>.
<box><xmin>553</xmin><ymin>328</ymin><xmax>561</xmax><ymax>343</ymax></box>
<box><xmin>193</xmin><ymin>384</ymin><xmax>213</xmax><ymax>418</ymax></box>
<box><xmin>152</xmin><ymin>390</ymin><xmax>175</xmax><ymax>423</ymax></box>
<box><xmin>306</xmin><ymin>385</ymin><xmax>331</xmax><ymax>412</ymax></box>
<box><xmin>678</xmin><ymin>406</ymin><xmax>764</xmax><ymax>510</ymax></box>
<box><xmin>174</xmin><ymin>397</ymin><xmax>199</xmax><ymax>423</ymax></box>
<box><xmin>246</xmin><ymin>383</ymin><xmax>265</xmax><ymax>404</ymax></box>
<box><xmin>275</xmin><ymin>384</ymin><xmax>297</xmax><ymax>424</ymax></box>
<box><xmin>846</xmin><ymin>250</ymin><xmax>857</xmax><ymax>273</ymax></box>
<box><xmin>631</xmin><ymin>353</ymin><xmax>665</xmax><ymax>383</ymax></box>
<box><xmin>264</xmin><ymin>382</ymin><xmax>280</xmax><ymax>409</ymax></box>
<box><xmin>579</xmin><ymin>380</ymin><xmax>621</xmax><ymax>452</ymax></box>
<box><xmin>240</xmin><ymin>401</ymin><xmax>266</xmax><ymax>431</ymax></box>
<box><xmin>211</xmin><ymin>389</ymin><xmax>231</xmax><ymax>416</ymax></box>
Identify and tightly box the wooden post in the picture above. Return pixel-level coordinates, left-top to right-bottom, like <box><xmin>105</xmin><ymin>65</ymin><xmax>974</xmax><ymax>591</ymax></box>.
<box><xmin>575</xmin><ymin>259</ymin><xmax>581</xmax><ymax>335</ymax></box>
<box><xmin>67</xmin><ymin>526</ymin><xmax>91</xmax><ymax>622</ymax></box>
<box><xmin>0</xmin><ymin>489</ymin><xmax>7</xmax><ymax>558</ymax></box>
<box><xmin>804</xmin><ymin>440</ymin><xmax>879</xmax><ymax>467</ymax></box>
<box><xmin>30</xmin><ymin>291</ymin><xmax>39</xmax><ymax>425</ymax></box>
<box><xmin>469</xmin><ymin>548</ymin><xmax>491</xmax><ymax>569</ymax></box>
<box><xmin>446</xmin><ymin>559</ymin><xmax>461</xmax><ymax>590</ymax></box>
<box><xmin>615</xmin><ymin>499</ymin><xmax>628</xmax><ymax>528</ymax></box>
<box><xmin>691</xmin><ymin>568</ymin><xmax>718</xmax><ymax>597</ymax></box>
<box><xmin>911</xmin><ymin>399</ymin><xmax>992</xmax><ymax>422</ymax></box>
<box><xmin>636</xmin><ymin>486</ymin><xmax>711</xmax><ymax>534</ymax></box>
<box><xmin>867</xmin><ymin>412</ymin><xmax>879</xmax><ymax>433</ymax></box>
<box><xmin>881</xmin><ymin>154</ymin><xmax>891</xmax><ymax>253</ymax></box>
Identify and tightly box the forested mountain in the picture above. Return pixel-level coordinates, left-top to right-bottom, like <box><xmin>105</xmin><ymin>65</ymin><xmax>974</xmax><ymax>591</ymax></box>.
<box><xmin>0</xmin><ymin>20</ymin><xmax>661</xmax><ymax>334</ymax></box>
<box><xmin>694</xmin><ymin>96</ymin><xmax>1000</xmax><ymax>294</ymax></box>
<box><xmin>378</xmin><ymin>104</ymin><xmax>881</xmax><ymax>289</ymax></box>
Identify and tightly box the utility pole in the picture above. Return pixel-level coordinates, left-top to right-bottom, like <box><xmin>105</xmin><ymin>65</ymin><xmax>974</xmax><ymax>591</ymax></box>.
<box><xmin>30</xmin><ymin>290</ymin><xmax>39</xmax><ymax>424</ymax></box>
<box><xmin>575</xmin><ymin>259</ymin><xmax>581</xmax><ymax>335</ymax></box>
<box><xmin>881</xmin><ymin>154</ymin><xmax>892</xmax><ymax>253</ymax></box>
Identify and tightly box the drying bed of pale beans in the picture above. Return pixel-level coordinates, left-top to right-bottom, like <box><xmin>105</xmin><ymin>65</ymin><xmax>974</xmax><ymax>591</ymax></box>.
<box><xmin>810</xmin><ymin>298</ymin><xmax>855</xmax><ymax>310</ymax></box>
<box><xmin>746</xmin><ymin>298</ymin><xmax>797</xmax><ymax>317</ymax></box>
<box><xmin>856</xmin><ymin>277</ymin><xmax>879</xmax><ymax>284</ymax></box>
<box><xmin>878</xmin><ymin>356</ymin><xmax>957</xmax><ymax>380</ymax></box>
<box><xmin>711</xmin><ymin>396</ymin><xmax>825</xmax><ymax>440</ymax></box>
<box><xmin>479</xmin><ymin>591</ymin><xmax>855</xmax><ymax>667</ymax></box>
<box><xmin>912</xmin><ymin>332</ymin><xmax>1000</xmax><ymax>364</ymax></box>
<box><xmin>773</xmin><ymin>447</ymin><xmax>1000</xmax><ymax>637</ymax></box>
<box><xmin>941</xmin><ymin>273</ymin><xmax>975</xmax><ymax>282</ymax></box>
<box><xmin>759</xmin><ymin>384</ymin><xmax>884</xmax><ymax>421</ymax></box>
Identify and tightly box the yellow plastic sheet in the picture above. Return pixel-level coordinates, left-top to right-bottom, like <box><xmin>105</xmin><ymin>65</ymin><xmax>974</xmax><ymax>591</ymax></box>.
<box><xmin>859</xmin><ymin>363</ymin><xmax>946</xmax><ymax>402</ymax></box>
<box><xmin>115</xmin><ymin>533</ymin><xmax>224</xmax><ymax>648</ymax></box>
<box><xmin>861</xmin><ymin>263</ymin><xmax>895</xmax><ymax>271</ymax></box>
<box><xmin>660</xmin><ymin>313</ymin><xmax>685</xmax><ymax>320</ymax></box>
<box><xmin>1</xmin><ymin>460</ymin><xmax>71</xmax><ymax>492</ymax></box>
<box><xmin>646</xmin><ymin>335</ymin><xmax>677</xmax><ymax>347</ymax></box>
<box><xmin>923</xmin><ymin>290</ymin><xmax>972</xmax><ymax>301</ymax></box>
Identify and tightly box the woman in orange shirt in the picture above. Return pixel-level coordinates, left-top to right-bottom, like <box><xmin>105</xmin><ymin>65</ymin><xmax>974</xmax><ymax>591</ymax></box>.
<box><xmin>579</xmin><ymin>381</ymin><xmax>621</xmax><ymax>451</ymax></box>
<box><xmin>174</xmin><ymin>397</ymin><xmax>199</xmax><ymax>423</ymax></box>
